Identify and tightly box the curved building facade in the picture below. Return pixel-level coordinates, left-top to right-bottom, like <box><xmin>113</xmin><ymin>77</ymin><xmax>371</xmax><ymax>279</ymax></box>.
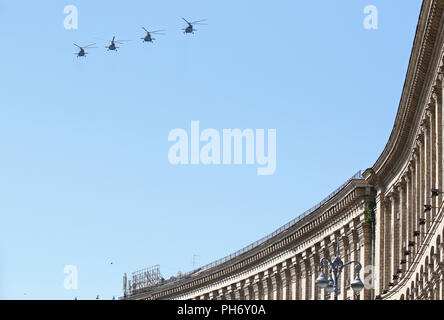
<box><xmin>123</xmin><ymin>0</ymin><xmax>444</xmax><ymax>300</ymax></box>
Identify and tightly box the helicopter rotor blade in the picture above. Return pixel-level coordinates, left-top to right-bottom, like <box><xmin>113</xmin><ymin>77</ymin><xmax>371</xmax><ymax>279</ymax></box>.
<box><xmin>150</xmin><ymin>30</ymin><xmax>166</xmax><ymax>34</ymax></box>
<box><xmin>73</xmin><ymin>43</ymin><xmax>82</xmax><ymax>49</ymax></box>
<box><xmin>83</xmin><ymin>43</ymin><xmax>97</xmax><ymax>48</ymax></box>
<box><xmin>142</xmin><ymin>27</ymin><xmax>149</xmax><ymax>33</ymax></box>
<box><xmin>191</xmin><ymin>19</ymin><xmax>207</xmax><ymax>24</ymax></box>
<box><xmin>182</xmin><ymin>17</ymin><xmax>191</xmax><ymax>24</ymax></box>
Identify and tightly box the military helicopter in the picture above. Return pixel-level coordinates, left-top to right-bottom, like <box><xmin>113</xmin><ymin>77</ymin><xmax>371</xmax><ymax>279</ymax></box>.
<box><xmin>106</xmin><ymin>36</ymin><xmax>130</xmax><ymax>51</ymax></box>
<box><xmin>74</xmin><ymin>43</ymin><xmax>96</xmax><ymax>57</ymax></box>
<box><xmin>141</xmin><ymin>27</ymin><xmax>165</xmax><ymax>43</ymax></box>
<box><xmin>182</xmin><ymin>18</ymin><xmax>207</xmax><ymax>34</ymax></box>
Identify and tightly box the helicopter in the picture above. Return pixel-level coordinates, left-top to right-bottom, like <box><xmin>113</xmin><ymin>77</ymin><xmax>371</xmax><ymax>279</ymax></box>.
<box><xmin>141</xmin><ymin>27</ymin><xmax>165</xmax><ymax>43</ymax></box>
<box><xmin>74</xmin><ymin>43</ymin><xmax>96</xmax><ymax>57</ymax></box>
<box><xmin>182</xmin><ymin>18</ymin><xmax>207</xmax><ymax>34</ymax></box>
<box><xmin>106</xmin><ymin>36</ymin><xmax>130</xmax><ymax>51</ymax></box>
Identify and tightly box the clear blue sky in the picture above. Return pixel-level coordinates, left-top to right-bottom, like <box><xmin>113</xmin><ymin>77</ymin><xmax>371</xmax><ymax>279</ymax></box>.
<box><xmin>0</xmin><ymin>0</ymin><xmax>422</xmax><ymax>299</ymax></box>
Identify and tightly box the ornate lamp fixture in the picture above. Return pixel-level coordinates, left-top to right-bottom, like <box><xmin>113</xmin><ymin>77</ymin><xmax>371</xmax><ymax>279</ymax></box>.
<box><xmin>315</xmin><ymin>237</ymin><xmax>364</xmax><ymax>300</ymax></box>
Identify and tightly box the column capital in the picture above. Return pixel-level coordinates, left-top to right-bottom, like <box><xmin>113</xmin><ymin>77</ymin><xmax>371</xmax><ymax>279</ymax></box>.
<box><xmin>272</xmin><ymin>264</ymin><xmax>282</xmax><ymax>277</ymax></box>
<box><xmin>208</xmin><ymin>291</ymin><xmax>217</xmax><ymax>300</ymax></box>
<box><xmin>281</xmin><ymin>259</ymin><xmax>291</xmax><ymax>272</ymax></box>
<box><xmin>218</xmin><ymin>287</ymin><xmax>227</xmax><ymax>297</ymax></box>
<box><xmin>320</xmin><ymin>237</ymin><xmax>330</xmax><ymax>249</ymax></box>
<box><xmin>426</xmin><ymin>108</ymin><xmax>434</xmax><ymax>118</ymax></box>
<box><xmin>395</xmin><ymin>182</ymin><xmax>403</xmax><ymax>193</ymax></box>
<box><xmin>387</xmin><ymin>190</ymin><xmax>398</xmax><ymax>202</ymax></box>
<box><xmin>412</xmin><ymin>145</ymin><xmax>419</xmax><ymax>158</ymax></box>
<box><xmin>234</xmin><ymin>283</ymin><xmax>242</xmax><ymax>300</ymax></box>
<box><xmin>289</xmin><ymin>263</ymin><xmax>297</xmax><ymax>279</ymax></box>
<box><xmin>375</xmin><ymin>191</ymin><xmax>385</xmax><ymax>203</ymax></box>
<box><xmin>253</xmin><ymin>273</ymin><xmax>263</xmax><ymax>284</ymax></box>
<box><xmin>252</xmin><ymin>274</ymin><xmax>263</xmax><ymax>296</ymax></box>
<box><xmin>403</xmin><ymin>171</ymin><xmax>411</xmax><ymax>182</ymax></box>
<box><xmin>416</xmin><ymin>134</ymin><xmax>423</xmax><ymax>146</ymax></box>
<box><xmin>261</xmin><ymin>272</ymin><xmax>270</xmax><ymax>290</ymax></box>
<box><xmin>420</xmin><ymin>118</ymin><xmax>429</xmax><ymax>131</ymax></box>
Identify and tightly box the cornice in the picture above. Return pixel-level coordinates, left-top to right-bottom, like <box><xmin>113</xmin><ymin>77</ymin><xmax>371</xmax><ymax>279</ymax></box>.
<box><xmin>126</xmin><ymin>179</ymin><xmax>372</xmax><ymax>300</ymax></box>
<box><xmin>369</xmin><ymin>0</ymin><xmax>444</xmax><ymax>186</ymax></box>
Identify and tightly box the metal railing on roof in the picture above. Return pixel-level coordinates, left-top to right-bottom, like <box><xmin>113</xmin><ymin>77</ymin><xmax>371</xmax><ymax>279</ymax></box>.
<box><xmin>184</xmin><ymin>170</ymin><xmax>363</xmax><ymax>275</ymax></box>
<box><xmin>126</xmin><ymin>170</ymin><xmax>364</xmax><ymax>295</ymax></box>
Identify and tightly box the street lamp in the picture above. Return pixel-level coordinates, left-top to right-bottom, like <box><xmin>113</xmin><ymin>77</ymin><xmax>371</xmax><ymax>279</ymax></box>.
<box><xmin>315</xmin><ymin>238</ymin><xmax>364</xmax><ymax>300</ymax></box>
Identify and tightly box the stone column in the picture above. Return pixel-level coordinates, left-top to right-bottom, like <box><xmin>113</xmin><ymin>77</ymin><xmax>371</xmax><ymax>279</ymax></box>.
<box><xmin>308</xmin><ymin>251</ymin><xmax>317</xmax><ymax>300</ymax></box>
<box><xmin>439</xmin><ymin>73</ymin><xmax>444</xmax><ymax>204</ymax></box>
<box><xmin>405</xmin><ymin>169</ymin><xmax>412</xmax><ymax>269</ymax></box>
<box><xmin>271</xmin><ymin>265</ymin><xmax>281</xmax><ymax>300</ymax></box>
<box><xmin>412</xmin><ymin>151</ymin><xmax>419</xmax><ymax>259</ymax></box>
<box><xmin>390</xmin><ymin>190</ymin><xmax>400</xmax><ymax>280</ymax></box>
<box><xmin>225</xmin><ymin>285</ymin><xmax>234</xmax><ymax>300</ymax></box>
<box><xmin>415</xmin><ymin>139</ymin><xmax>421</xmax><ymax>245</ymax></box>
<box><xmin>233</xmin><ymin>282</ymin><xmax>242</xmax><ymax>300</ymax></box>
<box><xmin>400</xmin><ymin>180</ymin><xmax>407</xmax><ymax>266</ymax></box>
<box><xmin>303</xmin><ymin>255</ymin><xmax>311</xmax><ymax>300</ymax></box>
<box><xmin>252</xmin><ymin>273</ymin><xmax>263</xmax><ymax>300</ymax></box>
<box><xmin>424</xmin><ymin>113</ymin><xmax>432</xmax><ymax>231</ymax></box>
<box><xmin>299</xmin><ymin>255</ymin><xmax>307</xmax><ymax>300</ymax></box>
<box><xmin>207</xmin><ymin>291</ymin><xmax>215</xmax><ymax>300</ymax></box>
<box><xmin>342</xmin><ymin>233</ymin><xmax>350</xmax><ymax>300</ymax></box>
<box><xmin>440</xmin><ymin>273</ymin><xmax>444</xmax><ymax>300</ymax></box>
<box><xmin>351</xmin><ymin>227</ymin><xmax>360</xmax><ymax>300</ymax></box>
<box><xmin>313</xmin><ymin>244</ymin><xmax>321</xmax><ymax>300</ymax></box>
<box><xmin>290</xmin><ymin>256</ymin><xmax>298</xmax><ymax>300</ymax></box>
<box><xmin>432</xmin><ymin>91</ymin><xmax>442</xmax><ymax>215</ymax></box>
<box><xmin>418</xmin><ymin>132</ymin><xmax>425</xmax><ymax>244</ymax></box>
<box><xmin>374</xmin><ymin>191</ymin><xmax>385</xmax><ymax>295</ymax></box>
<box><xmin>280</xmin><ymin>260</ymin><xmax>291</xmax><ymax>300</ymax></box>
<box><xmin>243</xmin><ymin>278</ymin><xmax>252</xmax><ymax>300</ymax></box>
<box><xmin>384</xmin><ymin>197</ymin><xmax>392</xmax><ymax>291</ymax></box>
<box><xmin>295</xmin><ymin>255</ymin><xmax>303</xmax><ymax>300</ymax></box>
<box><xmin>362</xmin><ymin>217</ymin><xmax>373</xmax><ymax>300</ymax></box>
<box><xmin>217</xmin><ymin>287</ymin><xmax>226</xmax><ymax>300</ymax></box>
<box><xmin>435</xmin><ymin>90</ymin><xmax>443</xmax><ymax>206</ymax></box>
<box><xmin>262</xmin><ymin>271</ymin><xmax>270</xmax><ymax>300</ymax></box>
<box><xmin>428</xmin><ymin>106</ymin><xmax>437</xmax><ymax>222</ymax></box>
<box><xmin>321</xmin><ymin>242</ymin><xmax>331</xmax><ymax>300</ymax></box>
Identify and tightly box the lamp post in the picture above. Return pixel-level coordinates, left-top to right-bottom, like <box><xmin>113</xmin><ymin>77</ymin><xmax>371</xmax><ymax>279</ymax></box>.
<box><xmin>315</xmin><ymin>238</ymin><xmax>365</xmax><ymax>300</ymax></box>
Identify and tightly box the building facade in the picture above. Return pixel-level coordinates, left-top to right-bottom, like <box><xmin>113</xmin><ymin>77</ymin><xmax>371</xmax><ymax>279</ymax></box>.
<box><xmin>123</xmin><ymin>0</ymin><xmax>444</xmax><ymax>300</ymax></box>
